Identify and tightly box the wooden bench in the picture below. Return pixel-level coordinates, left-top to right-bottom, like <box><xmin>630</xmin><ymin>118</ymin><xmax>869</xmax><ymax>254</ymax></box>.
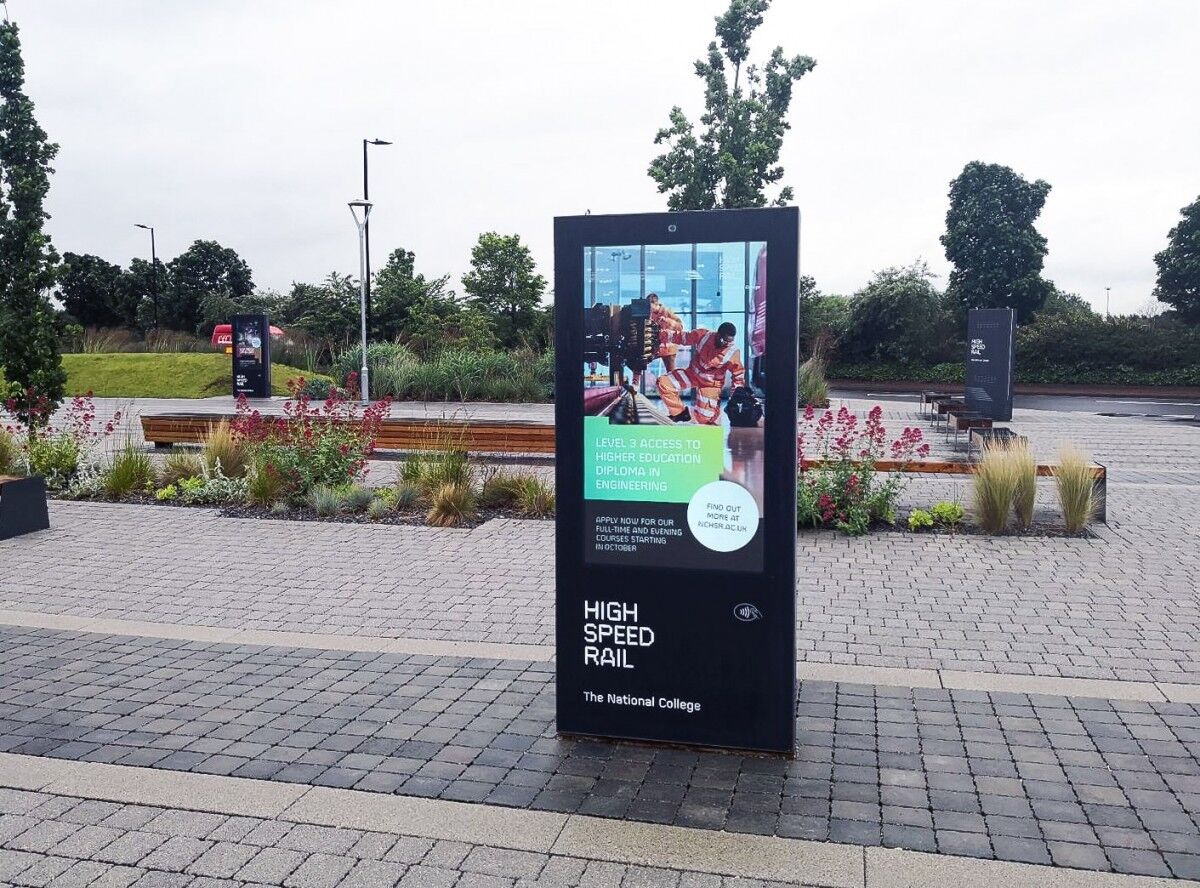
<box><xmin>140</xmin><ymin>413</ymin><xmax>557</xmax><ymax>455</ymax></box>
<box><xmin>968</xmin><ymin>427</ymin><xmax>1028</xmax><ymax>457</ymax></box>
<box><xmin>920</xmin><ymin>391</ymin><xmax>954</xmax><ymax>420</ymax></box>
<box><xmin>930</xmin><ymin>397</ymin><xmax>966</xmax><ymax>427</ymax></box>
<box><xmin>945</xmin><ymin>412</ymin><xmax>993</xmax><ymax>449</ymax></box>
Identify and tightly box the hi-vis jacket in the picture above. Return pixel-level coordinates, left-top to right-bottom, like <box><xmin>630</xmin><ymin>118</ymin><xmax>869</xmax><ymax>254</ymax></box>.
<box><xmin>651</xmin><ymin>303</ymin><xmax>684</xmax><ymax>357</ymax></box>
<box><xmin>664</xmin><ymin>328</ymin><xmax>746</xmax><ymax>388</ymax></box>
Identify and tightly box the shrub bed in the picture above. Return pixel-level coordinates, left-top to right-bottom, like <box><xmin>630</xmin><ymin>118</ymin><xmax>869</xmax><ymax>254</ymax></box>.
<box><xmin>331</xmin><ymin>344</ymin><xmax>553</xmax><ymax>402</ymax></box>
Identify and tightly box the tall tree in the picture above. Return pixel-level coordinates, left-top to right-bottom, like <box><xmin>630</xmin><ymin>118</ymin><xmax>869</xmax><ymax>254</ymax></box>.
<box><xmin>57</xmin><ymin>252</ymin><xmax>124</xmax><ymax>328</ymax></box>
<box><xmin>162</xmin><ymin>239</ymin><xmax>254</xmax><ymax>332</ymax></box>
<box><xmin>1153</xmin><ymin>195</ymin><xmax>1200</xmax><ymax>322</ymax></box>
<box><xmin>941</xmin><ymin>161</ymin><xmax>1054</xmax><ymax>323</ymax></box>
<box><xmin>275</xmin><ymin>273</ymin><xmax>358</xmax><ymax>363</ymax></box>
<box><xmin>0</xmin><ymin>19</ymin><xmax>66</xmax><ymax>423</ymax></box>
<box><xmin>120</xmin><ymin>257</ymin><xmax>167</xmax><ymax>330</ymax></box>
<box><xmin>648</xmin><ymin>0</ymin><xmax>815</xmax><ymax>210</ymax></box>
<box><xmin>842</xmin><ymin>262</ymin><xmax>958</xmax><ymax>365</ymax></box>
<box><xmin>371</xmin><ymin>247</ymin><xmax>455</xmax><ymax>341</ymax></box>
<box><xmin>461</xmin><ymin>232</ymin><xmax>546</xmax><ymax>348</ymax></box>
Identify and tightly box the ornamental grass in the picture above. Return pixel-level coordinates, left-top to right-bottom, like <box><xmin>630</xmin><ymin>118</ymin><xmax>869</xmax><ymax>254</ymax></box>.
<box><xmin>366</xmin><ymin>497</ymin><xmax>392</xmax><ymax>520</ymax></box>
<box><xmin>102</xmin><ymin>443</ymin><xmax>157</xmax><ymax>499</ymax></box>
<box><xmin>393</xmin><ymin>480</ymin><xmax>423</xmax><ymax>509</ymax></box>
<box><xmin>426</xmin><ymin>482</ymin><xmax>477</xmax><ymax>527</ymax></box>
<box><xmin>160</xmin><ymin>448</ymin><xmax>204</xmax><ymax>486</ymax></box>
<box><xmin>417</xmin><ymin>448</ymin><xmax>471</xmax><ymax>495</ymax></box>
<box><xmin>0</xmin><ymin>427</ymin><xmax>18</xmax><ymax>475</ymax></box>
<box><xmin>306</xmin><ymin>485</ymin><xmax>341</xmax><ymax>517</ymax></box>
<box><xmin>1010</xmin><ymin>442</ymin><xmax>1037</xmax><ymax>530</ymax></box>
<box><xmin>203</xmin><ymin>419</ymin><xmax>248</xmax><ymax>479</ymax></box>
<box><xmin>971</xmin><ymin>443</ymin><xmax>1020</xmax><ymax>534</ymax></box>
<box><xmin>245</xmin><ymin>458</ymin><xmax>286</xmax><ymax>507</ymax></box>
<box><xmin>342</xmin><ymin>484</ymin><xmax>375</xmax><ymax>514</ymax></box>
<box><xmin>1053</xmin><ymin>444</ymin><xmax>1097</xmax><ymax>533</ymax></box>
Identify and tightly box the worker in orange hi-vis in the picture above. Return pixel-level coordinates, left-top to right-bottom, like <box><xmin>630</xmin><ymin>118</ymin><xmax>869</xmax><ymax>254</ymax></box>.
<box><xmin>631</xmin><ymin>293</ymin><xmax>685</xmax><ymax>389</ymax></box>
<box><xmin>656</xmin><ymin>321</ymin><xmax>745</xmax><ymax>424</ymax></box>
<box><xmin>648</xmin><ymin>293</ymin><xmax>684</xmax><ymax>373</ymax></box>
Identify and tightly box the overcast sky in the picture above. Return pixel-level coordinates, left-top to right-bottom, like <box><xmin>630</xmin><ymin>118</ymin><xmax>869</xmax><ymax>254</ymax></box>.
<box><xmin>15</xmin><ymin>0</ymin><xmax>1200</xmax><ymax>315</ymax></box>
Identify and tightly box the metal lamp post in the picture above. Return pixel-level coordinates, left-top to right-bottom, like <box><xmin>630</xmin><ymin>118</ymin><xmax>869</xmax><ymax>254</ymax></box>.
<box><xmin>134</xmin><ymin>223</ymin><xmax>158</xmax><ymax>327</ymax></box>
<box><xmin>609</xmin><ymin>249</ymin><xmax>631</xmax><ymax>300</ymax></box>
<box><xmin>349</xmin><ymin>200</ymin><xmax>373</xmax><ymax>405</ymax></box>
<box><xmin>362</xmin><ymin>138</ymin><xmax>391</xmax><ymax>335</ymax></box>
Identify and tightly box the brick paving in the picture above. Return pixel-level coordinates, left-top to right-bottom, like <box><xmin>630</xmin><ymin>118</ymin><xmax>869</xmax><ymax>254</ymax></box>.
<box><xmin>6</xmin><ymin>398</ymin><xmax>1199</xmax><ymax>681</ymax></box>
<box><xmin>0</xmin><ymin>786</ymin><xmax>806</xmax><ymax>888</ymax></box>
<box><xmin>0</xmin><ymin>399</ymin><xmax>1198</xmax><ymax>880</ymax></box>
<box><xmin>1</xmin><ymin>627</ymin><xmax>1198</xmax><ymax>878</ymax></box>
<box><xmin>4</xmin><ymin>467</ymin><xmax>1198</xmax><ymax>683</ymax></box>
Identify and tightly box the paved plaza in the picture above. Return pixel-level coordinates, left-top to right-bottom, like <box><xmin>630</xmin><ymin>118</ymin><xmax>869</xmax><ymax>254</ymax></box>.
<box><xmin>1</xmin><ymin>397</ymin><xmax>1199</xmax><ymax>884</ymax></box>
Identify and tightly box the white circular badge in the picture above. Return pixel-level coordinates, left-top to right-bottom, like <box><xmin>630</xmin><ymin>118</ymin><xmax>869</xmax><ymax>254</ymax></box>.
<box><xmin>686</xmin><ymin>480</ymin><xmax>759</xmax><ymax>552</ymax></box>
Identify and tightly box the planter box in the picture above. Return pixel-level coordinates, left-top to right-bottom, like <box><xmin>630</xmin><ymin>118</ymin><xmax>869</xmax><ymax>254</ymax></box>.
<box><xmin>0</xmin><ymin>475</ymin><xmax>50</xmax><ymax>540</ymax></box>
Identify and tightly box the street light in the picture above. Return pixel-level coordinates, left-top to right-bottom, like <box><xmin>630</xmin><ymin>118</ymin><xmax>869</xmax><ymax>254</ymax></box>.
<box><xmin>348</xmin><ymin>200</ymin><xmax>373</xmax><ymax>406</ymax></box>
<box><xmin>362</xmin><ymin>138</ymin><xmax>392</xmax><ymax>335</ymax></box>
<box><xmin>610</xmin><ymin>249</ymin><xmax>631</xmax><ymax>300</ymax></box>
<box><xmin>134</xmin><ymin>224</ymin><xmax>158</xmax><ymax>328</ymax></box>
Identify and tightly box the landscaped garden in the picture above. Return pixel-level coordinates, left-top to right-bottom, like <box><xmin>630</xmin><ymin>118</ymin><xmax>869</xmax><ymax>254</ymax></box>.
<box><xmin>56</xmin><ymin>353</ymin><xmax>326</xmax><ymax>399</ymax></box>
<box><xmin>1</xmin><ymin>379</ymin><xmax>554</xmax><ymax>528</ymax></box>
<box><xmin>794</xmin><ymin>404</ymin><xmax>1101</xmax><ymax>538</ymax></box>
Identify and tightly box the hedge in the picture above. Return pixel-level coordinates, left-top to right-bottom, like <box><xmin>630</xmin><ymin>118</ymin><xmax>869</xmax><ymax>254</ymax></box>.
<box><xmin>828</xmin><ymin>361</ymin><xmax>1200</xmax><ymax>387</ymax></box>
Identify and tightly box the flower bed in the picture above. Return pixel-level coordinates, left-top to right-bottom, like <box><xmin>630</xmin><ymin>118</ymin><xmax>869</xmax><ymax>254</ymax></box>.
<box><xmin>796</xmin><ymin>405</ymin><xmax>929</xmax><ymax>535</ymax></box>
<box><xmin>20</xmin><ymin>377</ymin><xmax>557</xmax><ymax>528</ymax></box>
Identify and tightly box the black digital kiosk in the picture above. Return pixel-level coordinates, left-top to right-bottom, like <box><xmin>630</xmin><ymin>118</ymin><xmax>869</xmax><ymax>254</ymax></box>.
<box><xmin>232</xmin><ymin>314</ymin><xmax>272</xmax><ymax>399</ymax></box>
<box><xmin>554</xmin><ymin>208</ymin><xmax>799</xmax><ymax>754</ymax></box>
<box><xmin>965</xmin><ymin>308</ymin><xmax>1016</xmax><ymax>421</ymax></box>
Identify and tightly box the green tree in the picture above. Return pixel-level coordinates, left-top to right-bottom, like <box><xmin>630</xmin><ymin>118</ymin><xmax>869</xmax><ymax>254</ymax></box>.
<box><xmin>198</xmin><ymin>289</ymin><xmax>278</xmax><ymax>333</ymax></box>
<box><xmin>0</xmin><ymin>20</ymin><xmax>65</xmax><ymax>423</ymax></box>
<box><xmin>121</xmin><ymin>257</ymin><xmax>167</xmax><ymax>330</ymax></box>
<box><xmin>404</xmin><ymin>296</ymin><xmax>495</xmax><ymax>358</ymax></box>
<box><xmin>371</xmin><ymin>247</ymin><xmax>455</xmax><ymax>341</ymax></box>
<box><xmin>1036</xmin><ymin>286</ymin><xmax>1096</xmax><ymax>322</ymax></box>
<box><xmin>1153</xmin><ymin>195</ymin><xmax>1200</xmax><ymax>322</ymax></box>
<box><xmin>461</xmin><ymin>232</ymin><xmax>546</xmax><ymax>347</ymax></box>
<box><xmin>162</xmin><ymin>239</ymin><xmax>254</xmax><ymax>332</ymax></box>
<box><xmin>941</xmin><ymin>161</ymin><xmax>1054</xmax><ymax>323</ymax></box>
<box><xmin>57</xmin><ymin>252</ymin><xmax>124</xmax><ymax>328</ymax></box>
<box><xmin>841</xmin><ymin>262</ymin><xmax>958</xmax><ymax>365</ymax></box>
<box><xmin>648</xmin><ymin>0</ymin><xmax>816</xmax><ymax>210</ymax></box>
<box><xmin>275</xmin><ymin>273</ymin><xmax>358</xmax><ymax>363</ymax></box>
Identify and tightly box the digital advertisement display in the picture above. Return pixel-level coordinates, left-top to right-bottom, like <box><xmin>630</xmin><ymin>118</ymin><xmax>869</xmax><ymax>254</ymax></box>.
<box><xmin>582</xmin><ymin>241</ymin><xmax>766</xmax><ymax>573</ymax></box>
<box><xmin>965</xmin><ymin>307</ymin><xmax>1015</xmax><ymax>421</ymax></box>
<box><xmin>554</xmin><ymin>209</ymin><xmax>799</xmax><ymax>754</ymax></box>
<box><xmin>232</xmin><ymin>313</ymin><xmax>272</xmax><ymax>399</ymax></box>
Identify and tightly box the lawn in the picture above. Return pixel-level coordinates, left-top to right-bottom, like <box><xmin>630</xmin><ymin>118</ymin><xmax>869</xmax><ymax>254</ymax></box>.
<box><xmin>58</xmin><ymin>353</ymin><xmax>326</xmax><ymax>398</ymax></box>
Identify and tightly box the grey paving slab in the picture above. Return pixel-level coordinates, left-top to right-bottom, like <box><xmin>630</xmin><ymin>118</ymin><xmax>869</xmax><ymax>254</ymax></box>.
<box><xmin>1</xmin><ymin>629</ymin><xmax>1198</xmax><ymax>878</ymax></box>
<box><xmin>3</xmin><ymin>397</ymin><xmax>1200</xmax><ymax>684</ymax></box>
<box><xmin>0</xmin><ymin>788</ymin><xmax>846</xmax><ymax>888</ymax></box>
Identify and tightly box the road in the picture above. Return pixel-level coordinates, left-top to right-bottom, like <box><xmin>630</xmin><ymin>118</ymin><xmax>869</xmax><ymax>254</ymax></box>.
<box><xmin>843</xmin><ymin>389</ymin><xmax>1200</xmax><ymax>419</ymax></box>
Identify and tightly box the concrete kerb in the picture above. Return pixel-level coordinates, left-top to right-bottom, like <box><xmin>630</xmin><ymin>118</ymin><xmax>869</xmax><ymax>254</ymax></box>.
<box><xmin>864</xmin><ymin>847</ymin><xmax>1195</xmax><ymax>888</ymax></box>
<box><xmin>0</xmin><ymin>754</ymin><xmax>1196</xmax><ymax>888</ymax></box>
<box><xmin>550</xmin><ymin>816</ymin><xmax>864</xmax><ymax>886</ymax></box>
<box><xmin>0</xmin><ymin>609</ymin><xmax>555</xmax><ymax>662</ymax></box>
<box><xmin>281</xmin><ymin>786</ymin><xmax>568</xmax><ymax>853</ymax></box>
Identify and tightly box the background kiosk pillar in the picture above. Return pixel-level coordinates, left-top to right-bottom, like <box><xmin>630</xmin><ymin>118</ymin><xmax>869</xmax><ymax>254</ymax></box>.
<box><xmin>231</xmin><ymin>313</ymin><xmax>272</xmax><ymax>399</ymax></box>
<box><xmin>965</xmin><ymin>307</ymin><xmax>1016</xmax><ymax>421</ymax></box>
